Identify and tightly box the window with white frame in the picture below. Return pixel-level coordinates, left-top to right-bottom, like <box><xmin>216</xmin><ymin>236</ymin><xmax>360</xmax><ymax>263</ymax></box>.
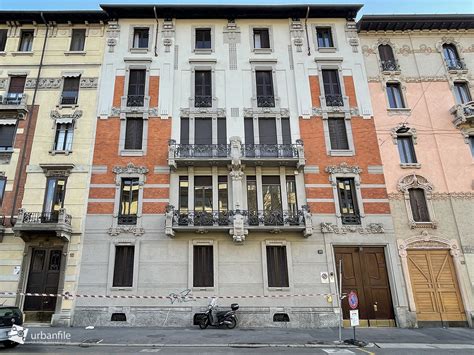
<box><xmin>322</xmin><ymin>69</ymin><xmax>343</xmax><ymax>107</ymax></box>
<box><xmin>18</xmin><ymin>30</ymin><xmax>33</xmax><ymax>52</ymax></box>
<box><xmin>70</xmin><ymin>29</ymin><xmax>86</xmax><ymax>51</ymax></box>
<box><xmin>253</xmin><ymin>28</ymin><xmax>270</xmax><ymax>49</ymax></box>
<box><xmin>386</xmin><ymin>82</ymin><xmax>405</xmax><ymax>108</ymax></box>
<box><xmin>195</xmin><ymin>28</ymin><xmax>211</xmax><ymax>49</ymax></box>
<box><xmin>328</xmin><ymin>117</ymin><xmax>349</xmax><ymax>150</ymax></box>
<box><xmin>316</xmin><ymin>27</ymin><xmax>334</xmax><ymax>48</ymax></box>
<box><xmin>193</xmin><ymin>244</ymin><xmax>214</xmax><ymax>287</ymax></box>
<box><xmin>0</xmin><ymin>123</ymin><xmax>17</xmax><ymax>151</ymax></box>
<box><xmin>118</xmin><ymin>178</ymin><xmax>140</xmax><ymax>225</ymax></box>
<box><xmin>194</xmin><ymin>70</ymin><xmax>212</xmax><ymax>108</ymax></box>
<box><xmin>453</xmin><ymin>82</ymin><xmax>472</xmax><ymax>104</ymax></box>
<box><xmin>266</xmin><ymin>245</ymin><xmax>289</xmax><ymax>288</ymax></box>
<box><xmin>408</xmin><ymin>188</ymin><xmax>430</xmax><ymax>223</ymax></box>
<box><xmin>397</xmin><ymin>135</ymin><xmax>417</xmax><ymax>164</ymax></box>
<box><xmin>132</xmin><ymin>28</ymin><xmax>149</xmax><ymax>49</ymax></box>
<box><xmin>336</xmin><ymin>177</ymin><xmax>360</xmax><ymax>225</ymax></box>
<box><xmin>112</xmin><ymin>245</ymin><xmax>135</xmax><ymax>287</ymax></box>
<box><xmin>54</xmin><ymin>122</ymin><xmax>74</xmax><ymax>152</ymax></box>
<box><xmin>124</xmin><ymin>117</ymin><xmax>143</xmax><ymax>150</ymax></box>
<box><xmin>255</xmin><ymin>70</ymin><xmax>275</xmax><ymax>107</ymax></box>
<box><xmin>61</xmin><ymin>77</ymin><xmax>80</xmax><ymax>105</ymax></box>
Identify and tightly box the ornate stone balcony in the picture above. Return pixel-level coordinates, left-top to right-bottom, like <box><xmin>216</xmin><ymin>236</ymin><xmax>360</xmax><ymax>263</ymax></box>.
<box><xmin>0</xmin><ymin>93</ymin><xmax>29</xmax><ymax>118</ymax></box>
<box><xmin>165</xmin><ymin>206</ymin><xmax>313</xmax><ymax>242</ymax></box>
<box><xmin>450</xmin><ymin>101</ymin><xmax>474</xmax><ymax>127</ymax></box>
<box><xmin>168</xmin><ymin>137</ymin><xmax>305</xmax><ymax>169</ymax></box>
<box><xmin>13</xmin><ymin>208</ymin><xmax>73</xmax><ymax>242</ymax></box>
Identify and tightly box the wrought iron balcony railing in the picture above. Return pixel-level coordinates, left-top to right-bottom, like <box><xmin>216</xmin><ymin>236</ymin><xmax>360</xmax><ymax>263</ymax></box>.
<box><xmin>380</xmin><ymin>59</ymin><xmax>400</xmax><ymax>72</ymax></box>
<box><xmin>20</xmin><ymin>211</ymin><xmax>72</xmax><ymax>225</ymax></box>
<box><xmin>341</xmin><ymin>213</ymin><xmax>361</xmax><ymax>225</ymax></box>
<box><xmin>243</xmin><ymin>210</ymin><xmax>305</xmax><ymax>227</ymax></box>
<box><xmin>174</xmin><ymin>210</ymin><xmax>233</xmax><ymax>227</ymax></box>
<box><xmin>194</xmin><ymin>95</ymin><xmax>212</xmax><ymax>108</ymax></box>
<box><xmin>445</xmin><ymin>58</ymin><xmax>466</xmax><ymax>71</ymax></box>
<box><xmin>256</xmin><ymin>95</ymin><xmax>275</xmax><ymax>108</ymax></box>
<box><xmin>242</xmin><ymin>142</ymin><xmax>302</xmax><ymax>159</ymax></box>
<box><xmin>450</xmin><ymin>101</ymin><xmax>474</xmax><ymax>127</ymax></box>
<box><xmin>325</xmin><ymin>94</ymin><xmax>344</xmax><ymax>107</ymax></box>
<box><xmin>171</xmin><ymin>143</ymin><xmax>231</xmax><ymax>159</ymax></box>
<box><xmin>13</xmin><ymin>208</ymin><xmax>73</xmax><ymax>241</ymax></box>
<box><xmin>127</xmin><ymin>95</ymin><xmax>145</xmax><ymax>107</ymax></box>
<box><xmin>118</xmin><ymin>214</ymin><xmax>138</xmax><ymax>225</ymax></box>
<box><xmin>0</xmin><ymin>93</ymin><xmax>28</xmax><ymax>107</ymax></box>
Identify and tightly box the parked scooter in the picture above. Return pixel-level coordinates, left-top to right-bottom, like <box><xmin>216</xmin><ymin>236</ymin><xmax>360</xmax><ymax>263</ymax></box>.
<box><xmin>195</xmin><ymin>297</ymin><xmax>239</xmax><ymax>329</ymax></box>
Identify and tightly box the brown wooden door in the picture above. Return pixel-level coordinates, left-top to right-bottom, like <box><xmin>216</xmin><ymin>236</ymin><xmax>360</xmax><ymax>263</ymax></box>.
<box><xmin>24</xmin><ymin>249</ymin><xmax>62</xmax><ymax>313</ymax></box>
<box><xmin>335</xmin><ymin>247</ymin><xmax>394</xmax><ymax>326</ymax></box>
<box><xmin>408</xmin><ymin>250</ymin><xmax>466</xmax><ymax>323</ymax></box>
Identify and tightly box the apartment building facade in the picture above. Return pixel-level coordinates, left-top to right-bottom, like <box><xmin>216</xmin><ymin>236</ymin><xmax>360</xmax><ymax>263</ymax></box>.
<box><xmin>72</xmin><ymin>4</ymin><xmax>415</xmax><ymax>328</ymax></box>
<box><xmin>0</xmin><ymin>11</ymin><xmax>106</xmax><ymax>326</ymax></box>
<box><xmin>358</xmin><ymin>15</ymin><xmax>474</xmax><ymax>327</ymax></box>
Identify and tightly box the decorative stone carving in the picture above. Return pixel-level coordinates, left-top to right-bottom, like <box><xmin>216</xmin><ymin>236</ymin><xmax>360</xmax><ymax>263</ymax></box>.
<box><xmin>320</xmin><ymin>222</ymin><xmax>384</xmax><ymax>234</ymax></box>
<box><xmin>432</xmin><ymin>192</ymin><xmax>474</xmax><ymax>200</ymax></box>
<box><xmin>230</xmin><ymin>212</ymin><xmax>247</xmax><ymax>243</ymax></box>
<box><xmin>108</xmin><ymin>225</ymin><xmax>145</xmax><ymax>237</ymax></box>
<box><xmin>165</xmin><ymin>204</ymin><xmax>175</xmax><ymax>238</ymax></box>
<box><xmin>180</xmin><ymin>107</ymin><xmax>225</xmax><ymax>117</ymax></box>
<box><xmin>0</xmin><ymin>78</ymin><xmax>7</xmax><ymax>89</ymax></box>
<box><xmin>397</xmin><ymin>173</ymin><xmax>433</xmax><ymax>193</ymax></box>
<box><xmin>229</xmin><ymin>136</ymin><xmax>242</xmax><ymax>169</ymax></box>
<box><xmin>290</xmin><ymin>19</ymin><xmax>304</xmax><ymax>53</ymax></box>
<box><xmin>398</xmin><ymin>45</ymin><xmax>412</xmax><ymax>57</ymax></box>
<box><xmin>110</xmin><ymin>107</ymin><xmax>121</xmax><ymax>117</ymax></box>
<box><xmin>112</xmin><ymin>162</ymin><xmax>149</xmax><ymax>176</ymax></box>
<box><xmin>345</xmin><ymin>21</ymin><xmax>359</xmax><ymax>53</ymax></box>
<box><xmin>390</xmin><ymin>124</ymin><xmax>417</xmax><ymax>144</ymax></box>
<box><xmin>325</xmin><ymin>162</ymin><xmax>362</xmax><ymax>175</ymax></box>
<box><xmin>50</xmin><ymin>110</ymin><xmax>83</xmax><ymax>121</ymax></box>
<box><xmin>161</xmin><ymin>19</ymin><xmax>175</xmax><ymax>53</ymax></box>
<box><xmin>242</xmin><ymin>107</ymin><xmax>289</xmax><ymax>117</ymax></box>
<box><xmin>312</xmin><ymin>106</ymin><xmax>359</xmax><ymax>118</ymax></box>
<box><xmin>26</xmin><ymin>78</ymin><xmax>61</xmax><ymax>89</ymax></box>
<box><xmin>106</xmin><ymin>21</ymin><xmax>120</xmax><ymax>53</ymax></box>
<box><xmin>79</xmin><ymin>77</ymin><xmax>99</xmax><ymax>88</ymax></box>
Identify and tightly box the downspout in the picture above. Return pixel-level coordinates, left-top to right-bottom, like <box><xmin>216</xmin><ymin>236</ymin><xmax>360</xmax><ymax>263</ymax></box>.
<box><xmin>153</xmin><ymin>6</ymin><xmax>159</xmax><ymax>57</ymax></box>
<box><xmin>304</xmin><ymin>5</ymin><xmax>311</xmax><ymax>56</ymax></box>
<box><xmin>9</xmin><ymin>13</ymin><xmax>49</xmax><ymax>226</ymax></box>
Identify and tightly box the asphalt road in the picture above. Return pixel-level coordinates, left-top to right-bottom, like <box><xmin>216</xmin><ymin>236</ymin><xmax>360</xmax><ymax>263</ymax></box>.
<box><xmin>0</xmin><ymin>344</ymin><xmax>472</xmax><ymax>355</ymax></box>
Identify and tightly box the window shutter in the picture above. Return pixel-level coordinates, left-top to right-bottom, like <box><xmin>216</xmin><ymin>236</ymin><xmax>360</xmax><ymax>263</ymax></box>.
<box><xmin>266</xmin><ymin>246</ymin><xmax>289</xmax><ymax>288</ymax></box>
<box><xmin>0</xmin><ymin>125</ymin><xmax>16</xmax><ymax>149</ymax></box>
<box><xmin>0</xmin><ymin>30</ymin><xmax>7</xmax><ymax>51</ymax></box>
<box><xmin>180</xmin><ymin>118</ymin><xmax>189</xmax><ymax>144</ymax></box>
<box><xmin>281</xmin><ymin>117</ymin><xmax>291</xmax><ymax>145</ymax></box>
<box><xmin>128</xmin><ymin>70</ymin><xmax>146</xmax><ymax>96</ymax></box>
<box><xmin>328</xmin><ymin>118</ymin><xmax>349</xmax><ymax>150</ymax></box>
<box><xmin>244</xmin><ymin>117</ymin><xmax>254</xmax><ymax>144</ymax></box>
<box><xmin>193</xmin><ymin>245</ymin><xmax>214</xmax><ymax>287</ymax></box>
<box><xmin>113</xmin><ymin>246</ymin><xmax>134</xmax><ymax>287</ymax></box>
<box><xmin>217</xmin><ymin>118</ymin><xmax>226</xmax><ymax>145</ymax></box>
<box><xmin>409</xmin><ymin>188</ymin><xmax>430</xmax><ymax>222</ymax></box>
<box><xmin>256</xmin><ymin>71</ymin><xmax>273</xmax><ymax>97</ymax></box>
<box><xmin>70</xmin><ymin>29</ymin><xmax>86</xmax><ymax>51</ymax></box>
<box><xmin>322</xmin><ymin>70</ymin><xmax>341</xmax><ymax>95</ymax></box>
<box><xmin>258</xmin><ymin>117</ymin><xmax>277</xmax><ymax>145</ymax></box>
<box><xmin>194</xmin><ymin>118</ymin><xmax>212</xmax><ymax>145</ymax></box>
<box><xmin>378</xmin><ymin>45</ymin><xmax>394</xmax><ymax>62</ymax></box>
<box><xmin>124</xmin><ymin>118</ymin><xmax>143</xmax><ymax>150</ymax></box>
<box><xmin>8</xmin><ymin>77</ymin><xmax>26</xmax><ymax>94</ymax></box>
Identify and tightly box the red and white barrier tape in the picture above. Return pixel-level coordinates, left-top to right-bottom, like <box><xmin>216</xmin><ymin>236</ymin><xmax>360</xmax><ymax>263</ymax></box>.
<box><xmin>0</xmin><ymin>291</ymin><xmax>335</xmax><ymax>300</ymax></box>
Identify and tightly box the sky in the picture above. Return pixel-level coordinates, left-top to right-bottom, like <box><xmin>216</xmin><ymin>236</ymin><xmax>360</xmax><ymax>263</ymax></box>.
<box><xmin>0</xmin><ymin>0</ymin><xmax>473</xmax><ymax>19</ymax></box>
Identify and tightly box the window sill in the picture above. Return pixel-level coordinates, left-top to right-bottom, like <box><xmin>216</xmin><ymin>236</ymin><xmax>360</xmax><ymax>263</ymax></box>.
<box><xmin>381</xmin><ymin>70</ymin><xmax>401</xmax><ymax>75</ymax></box>
<box><xmin>64</xmin><ymin>51</ymin><xmax>86</xmax><ymax>56</ymax></box>
<box><xmin>193</xmin><ymin>48</ymin><xmax>213</xmax><ymax>55</ymax></box>
<box><xmin>129</xmin><ymin>48</ymin><xmax>149</xmax><ymax>54</ymax></box>
<box><xmin>317</xmin><ymin>47</ymin><xmax>337</xmax><ymax>53</ymax></box>
<box><xmin>387</xmin><ymin>108</ymin><xmax>411</xmax><ymax>116</ymax></box>
<box><xmin>192</xmin><ymin>287</ymin><xmax>215</xmax><ymax>292</ymax></box>
<box><xmin>120</xmin><ymin>149</ymin><xmax>145</xmax><ymax>157</ymax></box>
<box><xmin>0</xmin><ymin>51</ymin><xmax>6</xmax><ymax>56</ymax></box>
<box><xmin>329</xmin><ymin>149</ymin><xmax>354</xmax><ymax>157</ymax></box>
<box><xmin>11</xmin><ymin>51</ymin><xmax>34</xmax><ymax>56</ymax></box>
<box><xmin>253</xmin><ymin>48</ymin><xmax>273</xmax><ymax>54</ymax></box>
<box><xmin>49</xmin><ymin>150</ymin><xmax>72</xmax><ymax>156</ymax></box>
<box><xmin>400</xmin><ymin>163</ymin><xmax>421</xmax><ymax>169</ymax></box>
<box><xmin>110</xmin><ymin>287</ymin><xmax>134</xmax><ymax>291</ymax></box>
<box><xmin>57</xmin><ymin>105</ymin><xmax>79</xmax><ymax>110</ymax></box>
<box><xmin>267</xmin><ymin>287</ymin><xmax>290</xmax><ymax>292</ymax></box>
<box><xmin>410</xmin><ymin>221</ymin><xmax>437</xmax><ymax>229</ymax></box>
<box><xmin>447</xmin><ymin>68</ymin><xmax>468</xmax><ymax>75</ymax></box>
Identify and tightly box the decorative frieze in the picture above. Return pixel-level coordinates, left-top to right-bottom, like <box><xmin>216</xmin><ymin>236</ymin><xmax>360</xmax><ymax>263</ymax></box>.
<box><xmin>325</xmin><ymin>162</ymin><xmax>362</xmax><ymax>175</ymax></box>
<box><xmin>108</xmin><ymin>225</ymin><xmax>145</xmax><ymax>237</ymax></box>
<box><xmin>180</xmin><ymin>107</ymin><xmax>226</xmax><ymax>117</ymax></box>
<box><xmin>21</xmin><ymin>77</ymin><xmax>99</xmax><ymax>90</ymax></box>
<box><xmin>50</xmin><ymin>110</ymin><xmax>83</xmax><ymax>121</ymax></box>
<box><xmin>320</xmin><ymin>222</ymin><xmax>385</xmax><ymax>234</ymax></box>
<box><xmin>243</xmin><ymin>107</ymin><xmax>290</xmax><ymax>117</ymax></box>
<box><xmin>106</xmin><ymin>21</ymin><xmax>120</xmax><ymax>53</ymax></box>
<box><xmin>112</xmin><ymin>162</ymin><xmax>149</xmax><ymax>176</ymax></box>
<box><xmin>345</xmin><ymin>21</ymin><xmax>359</xmax><ymax>53</ymax></box>
<box><xmin>0</xmin><ymin>78</ymin><xmax>7</xmax><ymax>89</ymax></box>
<box><xmin>368</xmin><ymin>75</ymin><xmax>448</xmax><ymax>83</ymax></box>
<box><xmin>312</xmin><ymin>106</ymin><xmax>359</xmax><ymax>117</ymax></box>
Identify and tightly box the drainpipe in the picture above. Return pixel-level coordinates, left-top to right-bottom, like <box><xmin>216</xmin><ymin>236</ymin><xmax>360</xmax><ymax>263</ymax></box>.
<box><xmin>9</xmin><ymin>13</ymin><xmax>49</xmax><ymax>226</ymax></box>
<box><xmin>304</xmin><ymin>5</ymin><xmax>311</xmax><ymax>56</ymax></box>
<box><xmin>153</xmin><ymin>6</ymin><xmax>159</xmax><ymax>57</ymax></box>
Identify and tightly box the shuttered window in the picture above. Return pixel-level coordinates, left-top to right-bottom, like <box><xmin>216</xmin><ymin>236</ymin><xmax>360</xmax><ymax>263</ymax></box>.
<box><xmin>328</xmin><ymin>118</ymin><xmax>349</xmax><ymax>150</ymax></box>
<box><xmin>61</xmin><ymin>77</ymin><xmax>80</xmax><ymax>105</ymax></box>
<box><xmin>180</xmin><ymin>118</ymin><xmax>189</xmax><ymax>144</ymax></box>
<box><xmin>8</xmin><ymin>76</ymin><xmax>26</xmax><ymax>94</ymax></box>
<box><xmin>127</xmin><ymin>69</ymin><xmax>146</xmax><ymax>106</ymax></box>
<box><xmin>387</xmin><ymin>83</ymin><xmax>405</xmax><ymax>108</ymax></box>
<box><xmin>316</xmin><ymin>27</ymin><xmax>333</xmax><ymax>48</ymax></box>
<box><xmin>378</xmin><ymin>44</ymin><xmax>395</xmax><ymax>62</ymax></box>
<box><xmin>18</xmin><ymin>30</ymin><xmax>33</xmax><ymax>52</ymax></box>
<box><xmin>195</xmin><ymin>29</ymin><xmax>211</xmax><ymax>49</ymax></box>
<box><xmin>70</xmin><ymin>29</ymin><xmax>86</xmax><ymax>51</ymax></box>
<box><xmin>0</xmin><ymin>30</ymin><xmax>7</xmax><ymax>52</ymax></box>
<box><xmin>193</xmin><ymin>245</ymin><xmax>213</xmax><ymax>287</ymax></box>
<box><xmin>409</xmin><ymin>188</ymin><xmax>430</xmax><ymax>222</ymax></box>
<box><xmin>397</xmin><ymin>136</ymin><xmax>417</xmax><ymax>164</ymax></box>
<box><xmin>322</xmin><ymin>69</ymin><xmax>341</xmax><ymax>96</ymax></box>
<box><xmin>336</xmin><ymin>178</ymin><xmax>360</xmax><ymax>225</ymax></box>
<box><xmin>256</xmin><ymin>71</ymin><xmax>274</xmax><ymax>107</ymax></box>
<box><xmin>194</xmin><ymin>71</ymin><xmax>212</xmax><ymax>107</ymax></box>
<box><xmin>124</xmin><ymin>117</ymin><xmax>143</xmax><ymax>150</ymax></box>
<box><xmin>0</xmin><ymin>125</ymin><xmax>16</xmax><ymax>150</ymax></box>
<box><xmin>266</xmin><ymin>245</ymin><xmax>289</xmax><ymax>288</ymax></box>
<box><xmin>253</xmin><ymin>28</ymin><xmax>270</xmax><ymax>49</ymax></box>
<box><xmin>113</xmin><ymin>246</ymin><xmax>134</xmax><ymax>287</ymax></box>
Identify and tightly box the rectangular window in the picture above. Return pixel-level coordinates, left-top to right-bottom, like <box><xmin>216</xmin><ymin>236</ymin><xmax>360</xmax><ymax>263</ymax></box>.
<box><xmin>0</xmin><ymin>29</ymin><xmax>7</xmax><ymax>52</ymax></box>
<box><xmin>322</xmin><ymin>69</ymin><xmax>342</xmax><ymax>106</ymax></box>
<box><xmin>258</xmin><ymin>117</ymin><xmax>277</xmax><ymax>157</ymax></box>
<box><xmin>247</xmin><ymin>176</ymin><xmax>258</xmax><ymax>225</ymax></box>
<box><xmin>43</xmin><ymin>177</ymin><xmax>67</xmax><ymax>218</ymax></box>
<box><xmin>195</xmin><ymin>28</ymin><xmax>211</xmax><ymax>49</ymax></box>
<box><xmin>18</xmin><ymin>30</ymin><xmax>33</xmax><ymax>52</ymax></box>
<box><xmin>113</xmin><ymin>246</ymin><xmax>134</xmax><ymax>287</ymax></box>
<box><xmin>8</xmin><ymin>76</ymin><xmax>26</xmax><ymax>94</ymax></box>
<box><xmin>194</xmin><ymin>176</ymin><xmax>213</xmax><ymax>213</ymax></box>
<box><xmin>194</xmin><ymin>70</ymin><xmax>212</xmax><ymax>108</ymax></box>
<box><xmin>409</xmin><ymin>188</ymin><xmax>430</xmax><ymax>222</ymax></box>
<box><xmin>386</xmin><ymin>83</ymin><xmax>405</xmax><ymax>108</ymax></box>
<box><xmin>70</xmin><ymin>29</ymin><xmax>86</xmax><ymax>51</ymax></box>
<box><xmin>124</xmin><ymin>117</ymin><xmax>144</xmax><ymax>150</ymax></box>
<box><xmin>397</xmin><ymin>136</ymin><xmax>417</xmax><ymax>164</ymax></box>
<box><xmin>256</xmin><ymin>71</ymin><xmax>275</xmax><ymax>107</ymax></box>
<box><xmin>244</xmin><ymin>117</ymin><xmax>254</xmax><ymax>157</ymax></box>
<box><xmin>193</xmin><ymin>245</ymin><xmax>214</xmax><ymax>288</ymax></box>
<box><xmin>253</xmin><ymin>28</ymin><xmax>270</xmax><ymax>49</ymax></box>
<box><xmin>328</xmin><ymin>117</ymin><xmax>349</xmax><ymax>150</ymax></box>
<box><xmin>179</xmin><ymin>176</ymin><xmax>189</xmax><ymax>213</ymax></box>
<box><xmin>61</xmin><ymin>77</ymin><xmax>80</xmax><ymax>105</ymax></box>
<box><xmin>262</xmin><ymin>176</ymin><xmax>282</xmax><ymax>225</ymax></box>
<box><xmin>0</xmin><ymin>176</ymin><xmax>6</xmax><ymax>206</ymax></box>
<box><xmin>218</xmin><ymin>176</ymin><xmax>228</xmax><ymax>212</ymax></box>
<box><xmin>266</xmin><ymin>245</ymin><xmax>289</xmax><ymax>288</ymax></box>
<box><xmin>54</xmin><ymin>123</ymin><xmax>74</xmax><ymax>151</ymax></box>
<box><xmin>453</xmin><ymin>82</ymin><xmax>472</xmax><ymax>104</ymax></box>
<box><xmin>0</xmin><ymin>124</ymin><xmax>17</xmax><ymax>150</ymax></box>
<box><xmin>316</xmin><ymin>27</ymin><xmax>334</xmax><ymax>48</ymax></box>
<box><xmin>286</xmin><ymin>176</ymin><xmax>297</xmax><ymax>217</ymax></box>
<box><xmin>336</xmin><ymin>178</ymin><xmax>360</xmax><ymax>225</ymax></box>
<box><xmin>132</xmin><ymin>28</ymin><xmax>149</xmax><ymax>49</ymax></box>
<box><xmin>127</xmin><ymin>69</ymin><xmax>146</xmax><ymax>107</ymax></box>
<box><xmin>119</xmin><ymin>178</ymin><xmax>139</xmax><ymax>225</ymax></box>
<box><xmin>180</xmin><ymin>117</ymin><xmax>189</xmax><ymax>144</ymax></box>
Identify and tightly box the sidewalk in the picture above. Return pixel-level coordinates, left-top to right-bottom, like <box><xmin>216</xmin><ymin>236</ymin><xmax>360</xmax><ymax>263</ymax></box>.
<box><xmin>24</xmin><ymin>326</ymin><xmax>474</xmax><ymax>348</ymax></box>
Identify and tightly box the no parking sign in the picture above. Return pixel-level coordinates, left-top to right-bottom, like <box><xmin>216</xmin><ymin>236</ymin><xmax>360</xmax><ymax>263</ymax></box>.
<box><xmin>348</xmin><ymin>291</ymin><xmax>358</xmax><ymax>310</ymax></box>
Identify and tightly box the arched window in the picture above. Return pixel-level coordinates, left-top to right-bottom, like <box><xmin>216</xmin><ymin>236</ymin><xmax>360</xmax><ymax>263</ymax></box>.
<box><xmin>442</xmin><ymin>44</ymin><xmax>464</xmax><ymax>70</ymax></box>
<box><xmin>398</xmin><ymin>174</ymin><xmax>436</xmax><ymax>228</ymax></box>
<box><xmin>378</xmin><ymin>44</ymin><xmax>398</xmax><ymax>71</ymax></box>
<box><xmin>408</xmin><ymin>188</ymin><xmax>430</xmax><ymax>222</ymax></box>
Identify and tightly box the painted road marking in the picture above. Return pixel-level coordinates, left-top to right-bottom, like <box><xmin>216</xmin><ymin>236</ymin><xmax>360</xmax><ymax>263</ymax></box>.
<box><xmin>140</xmin><ymin>349</ymin><xmax>161</xmax><ymax>352</ymax></box>
<box><xmin>322</xmin><ymin>350</ymin><xmax>354</xmax><ymax>354</ymax></box>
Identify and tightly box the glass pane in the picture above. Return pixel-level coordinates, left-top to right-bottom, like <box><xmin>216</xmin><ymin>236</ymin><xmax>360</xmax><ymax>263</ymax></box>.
<box><xmin>286</xmin><ymin>176</ymin><xmax>297</xmax><ymax>216</ymax></box>
<box><xmin>120</xmin><ymin>178</ymin><xmax>139</xmax><ymax>215</ymax></box>
<box><xmin>218</xmin><ymin>176</ymin><xmax>228</xmax><ymax>211</ymax></box>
